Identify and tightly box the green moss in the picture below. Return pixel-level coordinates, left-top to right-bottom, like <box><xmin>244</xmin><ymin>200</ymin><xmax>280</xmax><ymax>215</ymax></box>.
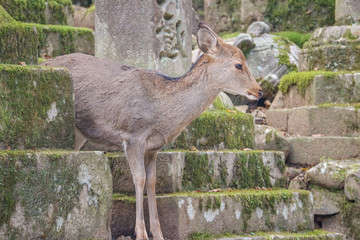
<box><xmin>0</xmin><ymin>22</ymin><xmax>38</xmax><ymax>64</ymax></box>
<box><xmin>342</xmin><ymin>29</ymin><xmax>358</xmax><ymax>40</ymax></box>
<box><xmin>113</xmin><ymin>193</ymin><xmax>136</xmax><ymax>204</ymax></box>
<box><xmin>0</xmin><ymin>151</ymin><xmax>81</xmax><ymax>229</ymax></box>
<box><xmin>182</xmin><ymin>152</ymin><xmax>213</xmax><ymax>191</ymax></box>
<box><xmin>0</xmin><ymin>64</ymin><xmax>75</xmax><ymax>149</ymax></box>
<box><xmin>85</xmin><ymin>5</ymin><xmax>95</xmax><ymax>16</ymax></box>
<box><xmin>265</xmin><ymin>0</ymin><xmax>335</xmax><ymax>32</ymax></box>
<box><xmin>279</xmin><ymin>71</ymin><xmax>353</xmax><ymax>96</ymax></box>
<box><xmin>273</xmin><ymin>31</ymin><xmax>311</xmax><ymax>48</ymax></box>
<box><xmin>210</xmin><ymin>96</ymin><xmax>229</xmax><ymax>111</ymax></box>
<box><xmin>0</xmin><ymin>0</ymin><xmax>72</xmax><ymax>25</ymax></box>
<box><xmin>0</xmin><ymin>5</ymin><xmax>14</xmax><ymax>23</ymax></box>
<box><xmin>167</xmin><ymin>110</ymin><xmax>255</xmax><ymax>150</ymax></box>
<box><xmin>230</xmin><ymin>152</ymin><xmax>272</xmax><ymax>189</ymax></box>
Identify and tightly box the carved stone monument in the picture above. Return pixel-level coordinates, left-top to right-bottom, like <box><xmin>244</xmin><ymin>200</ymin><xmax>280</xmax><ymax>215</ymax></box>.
<box><xmin>95</xmin><ymin>0</ymin><xmax>192</xmax><ymax>77</ymax></box>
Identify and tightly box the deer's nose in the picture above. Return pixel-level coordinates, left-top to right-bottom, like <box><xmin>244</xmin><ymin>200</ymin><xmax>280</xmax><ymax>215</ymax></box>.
<box><xmin>258</xmin><ymin>89</ymin><xmax>263</xmax><ymax>99</ymax></box>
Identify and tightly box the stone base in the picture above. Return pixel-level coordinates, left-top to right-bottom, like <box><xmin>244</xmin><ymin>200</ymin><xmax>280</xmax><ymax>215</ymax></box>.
<box><xmin>111</xmin><ymin>189</ymin><xmax>314</xmax><ymax>240</ymax></box>
<box><xmin>287</xmin><ymin>137</ymin><xmax>360</xmax><ymax>165</ymax></box>
<box><xmin>0</xmin><ymin>151</ymin><xmax>112</xmax><ymax>240</ymax></box>
<box><xmin>266</xmin><ymin>105</ymin><xmax>360</xmax><ymax>136</ymax></box>
<box><xmin>108</xmin><ymin>151</ymin><xmax>286</xmax><ymax>194</ymax></box>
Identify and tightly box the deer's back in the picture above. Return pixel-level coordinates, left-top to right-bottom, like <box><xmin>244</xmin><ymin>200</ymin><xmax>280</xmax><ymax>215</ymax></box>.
<box><xmin>42</xmin><ymin>53</ymin><xmax>162</xmax><ymax>148</ymax></box>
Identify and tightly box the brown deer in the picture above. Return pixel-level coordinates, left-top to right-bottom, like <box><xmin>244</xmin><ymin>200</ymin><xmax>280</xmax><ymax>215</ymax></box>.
<box><xmin>43</xmin><ymin>22</ymin><xmax>262</xmax><ymax>240</ymax></box>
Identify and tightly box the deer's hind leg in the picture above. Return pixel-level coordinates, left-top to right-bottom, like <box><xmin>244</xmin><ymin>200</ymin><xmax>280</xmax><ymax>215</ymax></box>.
<box><xmin>145</xmin><ymin>150</ymin><xmax>164</xmax><ymax>240</ymax></box>
<box><xmin>124</xmin><ymin>139</ymin><xmax>149</xmax><ymax>240</ymax></box>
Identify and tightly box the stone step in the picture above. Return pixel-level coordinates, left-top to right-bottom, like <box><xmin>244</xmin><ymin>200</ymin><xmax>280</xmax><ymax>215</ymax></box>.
<box><xmin>0</xmin><ymin>6</ymin><xmax>94</xmax><ymax>65</ymax></box>
<box><xmin>271</xmin><ymin>72</ymin><xmax>360</xmax><ymax>109</ymax></box>
<box><xmin>287</xmin><ymin>137</ymin><xmax>360</xmax><ymax>165</ymax></box>
<box><xmin>111</xmin><ymin>189</ymin><xmax>314</xmax><ymax>240</ymax></box>
<box><xmin>266</xmin><ymin>105</ymin><xmax>360</xmax><ymax>136</ymax></box>
<box><xmin>193</xmin><ymin>230</ymin><xmax>344</xmax><ymax>240</ymax></box>
<box><xmin>0</xmin><ymin>64</ymin><xmax>74</xmax><ymax>150</ymax></box>
<box><xmin>0</xmin><ymin>150</ymin><xmax>112</xmax><ymax>239</ymax></box>
<box><xmin>1</xmin><ymin>0</ymin><xmax>74</xmax><ymax>25</ymax></box>
<box><xmin>108</xmin><ymin>150</ymin><xmax>286</xmax><ymax>194</ymax></box>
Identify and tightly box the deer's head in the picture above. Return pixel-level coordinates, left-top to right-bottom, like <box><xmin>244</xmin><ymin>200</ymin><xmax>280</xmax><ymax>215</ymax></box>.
<box><xmin>197</xmin><ymin>22</ymin><xmax>262</xmax><ymax>100</ymax></box>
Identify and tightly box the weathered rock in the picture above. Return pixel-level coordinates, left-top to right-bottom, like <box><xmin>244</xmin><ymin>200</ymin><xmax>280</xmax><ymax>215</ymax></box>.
<box><xmin>247</xmin><ymin>21</ymin><xmax>270</xmax><ymax>37</ymax></box>
<box><xmin>335</xmin><ymin>0</ymin><xmax>360</xmax><ymax>25</ymax></box>
<box><xmin>306</xmin><ymin>159</ymin><xmax>360</xmax><ymax>190</ymax></box>
<box><xmin>286</xmin><ymin>167</ymin><xmax>303</xmax><ymax>180</ymax></box>
<box><xmin>191</xmin><ymin>7</ymin><xmax>200</xmax><ymax>35</ymax></box>
<box><xmin>288</xmin><ymin>137</ymin><xmax>360</xmax><ymax>165</ymax></box>
<box><xmin>111</xmin><ymin>190</ymin><xmax>314</xmax><ymax>239</ymax></box>
<box><xmin>234</xmin><ymin>22</ymin><xmax>300</xmax><ymax>102</ymax></box>
<box><xmin>288</xmin><ymin>178</ymin><xmax>307</xmax><ymax>190</ymax></box>
<box><xmin>108</xmin><ymin>151</ymin><xmax>286</xmax><ymax>194</ymax></box>
<box><xmin>272</xmin><ymin>72</ymin><xmax>360</xmax><ymax>109</ymax></box>
<box><xmin>265</xmin><ymin>109</ymin><xmax>288</xmax><ymax>131</ymax></box>
<box><xmin>234</xmin><ymin>33</ymin><xmax>255</xmax><ymax>54</ymax></box>
<box><xmin>0</xmin><ymin>65</ymin><xmax>74</xmax><ymax>150</ymax></box>
<box><xmin>95</xmin><ymin>0</ymin><xmax>192</xmax><ymax>77</ymax></box>
<box><xmin>267</xmin><ymin>106</ymin><xmax>359</xmax><ymax>136</ymax></box>
<box><xmin>73</xmin><ymin>5</ymin><xmax>95</xmax><ymax>30</ymax></box>
<box><xmin>299</xmin><ymin>26</ymin><xmax>360</xmax><ymax>72</ymax></box>
<box><xmin>345</xmin><ymin>170</ymin><xmax>360</xmax><ymax>202</ymax></box>
<box><xmin>0</xmin><ymin>151</ymin><xmax>112</xmax><ymax>239</ymax></box>
<box><xmin>309</xmin><ymin>186</ymin><xmax>343</xmax><ymax>215</ymax></box>
<box><xmin>254</xmin><ymin>125</ymin><xmax>290</xmax><ymax>157</ymax></box>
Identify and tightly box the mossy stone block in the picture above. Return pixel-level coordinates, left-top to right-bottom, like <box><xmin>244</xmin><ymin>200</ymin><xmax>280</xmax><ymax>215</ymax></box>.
<box><xmin>0</xmin><ymin>64</ymin><xmax>75</xmax><ymax>150</ymax></box>
<box><xmin>0</xmin><ymin>22</ymin><xmax>38</xmax><ymax>65</ymax></box>
<box><xmin>32</xmin><ymin>23</ymin><xmax>94</xmax><ymax>57</ymax></box>
<box><xmin>0</xmin><ymin>0</ymin><xmax>73</xmax><ymax>25</ymax></box>
<box><xmin>111</xmin><ymin>189</ymin><xmax>314</xmax><ymax>239</ymax></box>
<box><xmin>0</xmin><ymin>151</ymin><xmax>112</xmax><ymax>239</ymax></box>
<box><xmin>109</xmin><ymin>150</ymin><xmax>286</xmax><ymax>194</ymax></box>
<box><xmin>165</xmin><ymin>110</ymin><xmax>255</xmax><ymax>151</ymax></box>
<box><xmin>0</xmin><ymin>5</ymin><xmax>14</xmax><ymax>23</ymax></box>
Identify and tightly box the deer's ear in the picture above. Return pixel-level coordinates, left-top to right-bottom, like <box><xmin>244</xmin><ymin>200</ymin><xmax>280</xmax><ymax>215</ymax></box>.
<box><xmin>197</xmin><ymin>22</ymin><xmax>219</xmax><ymax>55</ymax></box>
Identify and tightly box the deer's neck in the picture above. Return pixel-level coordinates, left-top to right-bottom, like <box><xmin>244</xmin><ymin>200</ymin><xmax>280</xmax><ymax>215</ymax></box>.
<box><xmin>160</xmin><ymin>55</ymin><xmax>221</xmax><ymax>141</ymax></box>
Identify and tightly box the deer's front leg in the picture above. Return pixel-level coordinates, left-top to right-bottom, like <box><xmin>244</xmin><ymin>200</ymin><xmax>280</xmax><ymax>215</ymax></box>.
<box><xmin>125</xmin><ymin>140</ymin><xmax>149</xmax><ymax>240</ymax></box>
<box><xmin>145</xmin><ymin>151</ymin><xmax>164</xmax><ymax>240</ymax></box>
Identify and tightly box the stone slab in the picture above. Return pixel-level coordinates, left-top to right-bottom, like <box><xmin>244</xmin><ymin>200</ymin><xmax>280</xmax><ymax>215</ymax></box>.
<box><xmin>271</xmin><ymin>73</ymin><xmax>360</xmax><ymax>109</ymax></box>
<box><xmin>108</xmin><ymin>151</ymin><xmax>286</xmax><ymax>194</ymax></box>
<box><xmin>95</xmin><ymin>0</ymin><xmax>192</xmax><ymax>77</ymax></box>
<box><xmin>336</xmin><ymin>0</ymin><xmax>360</xmax><ymax>25</ymax></box>
<box><xmin>0</xmin><ymin>151</ymin><xmax>112</xmax><ymax>239</ymax></box>
<box><xmin>215</xmin><ymin>231</ymin><xmax>344</xmax><ymax>240</ymax></box>
<box><xmin>254</xmin><ymin>125</ymin><xmax>290</xmax><ymax>157</ymax></box>
<box><xmin>308</xmin><ymin>186</ymin><xmax>343</xmax><ymax>215</ymax></box>
<box><xmin>0</xmin><ymin>65</ymin><xmax>75</xmax><ymax>150</ymax></box>
<box><xmin>111</xmin><ymin>190</ymin><xmax>314</xmax><ymax>239</ymax></box>
<box><xmin>267</xmin><ymin>106</ymin><xmax>359</xmax><ymax>136</ymax></box>
<box><xmin>265</xmin><ymin>109</ymin><xmax>288</xmax><ymax>131</ymax></box>
<box><xmin>287</xmin><ymin>137</ymin><xmax>360</xmax><ymax>165</ymax></box>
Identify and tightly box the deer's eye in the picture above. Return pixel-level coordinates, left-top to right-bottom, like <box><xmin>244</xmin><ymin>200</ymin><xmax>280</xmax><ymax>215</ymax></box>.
<box><xmin>235</xmin><ymin>64</ymin><xmax>243</xmax><ymax>70</ymax></box>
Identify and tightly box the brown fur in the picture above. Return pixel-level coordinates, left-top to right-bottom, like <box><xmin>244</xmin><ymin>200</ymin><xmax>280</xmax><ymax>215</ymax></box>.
<box><xmin>42</xmin><ymin>23</ymin><xmax>261</xmax><ymax>240</ymax></box>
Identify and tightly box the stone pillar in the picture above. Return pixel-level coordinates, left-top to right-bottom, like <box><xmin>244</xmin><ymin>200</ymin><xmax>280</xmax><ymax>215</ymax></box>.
<box><xmin>95</xmin><ymin>0</ymin><xmax>192</xmax><ymax>77</ymax></box>
<box><xmin>336</xmin><ymin>0</ymin><xmax>360</xmax><ymax>25</ymax></box>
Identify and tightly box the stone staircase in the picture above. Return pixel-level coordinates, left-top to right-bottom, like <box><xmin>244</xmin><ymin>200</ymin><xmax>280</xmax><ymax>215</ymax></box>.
<box><xmin>265</xmin><ymin>25</ymin><xmax>360</xmax><ymax>239</ymax></box>
<box><xmin>0</xmin><ymin>2</ymin><xmax>355</xmax><ymax>240</ymax></box>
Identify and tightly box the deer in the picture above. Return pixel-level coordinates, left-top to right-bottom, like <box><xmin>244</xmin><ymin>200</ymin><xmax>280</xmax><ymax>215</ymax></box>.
<box><xmin>42</xmin><ymin>22</ymin><xmax>262</xmax><ymax>240</ymax></box>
